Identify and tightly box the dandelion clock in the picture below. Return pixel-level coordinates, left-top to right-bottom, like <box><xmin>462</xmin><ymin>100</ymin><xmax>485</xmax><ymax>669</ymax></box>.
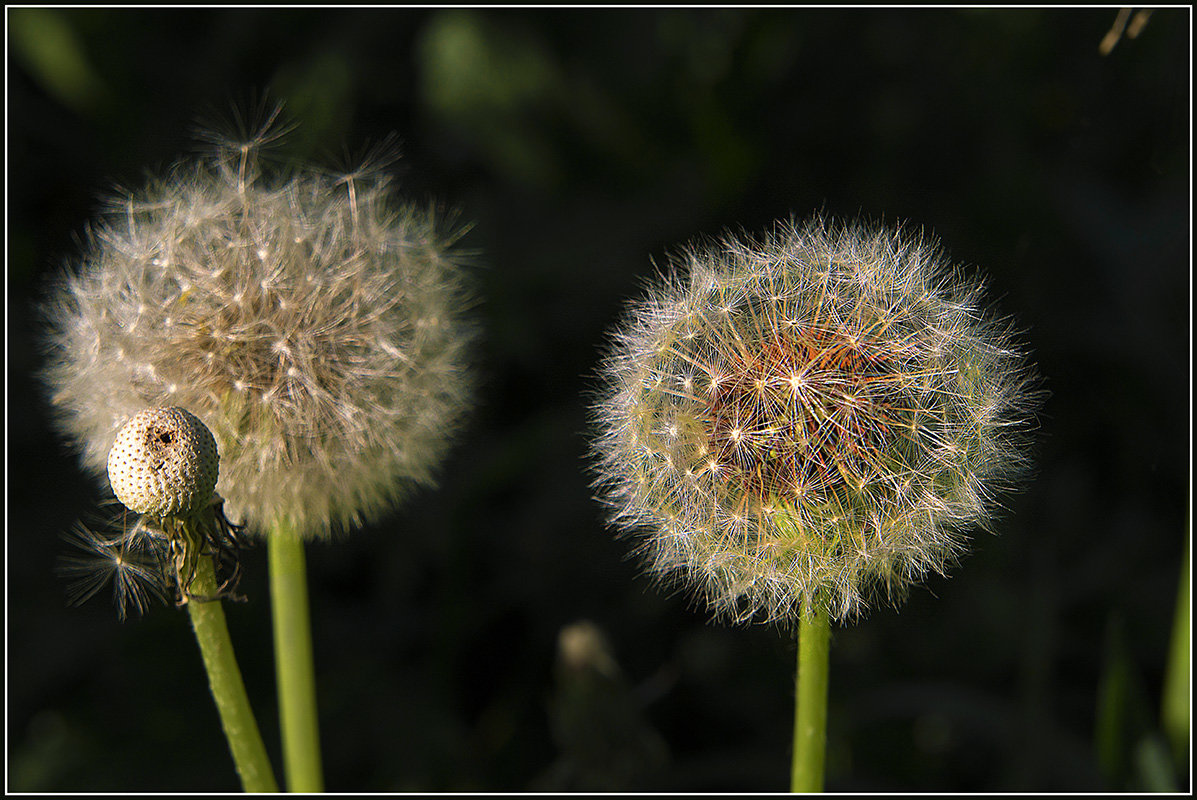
<box><xmin>591</xmin><ymin>216</ymin><xmax>1039</xmax><ymax>791</ymax></box>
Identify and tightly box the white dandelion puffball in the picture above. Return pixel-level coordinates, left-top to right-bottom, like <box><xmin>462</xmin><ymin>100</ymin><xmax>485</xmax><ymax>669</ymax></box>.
<box><xmin>42</xmin><ymin>122</ymin><xmax>475</xmax><ymax>538</ymax></box>
<box><xmin>592</xmin><ymin>217</ymin><xmax>1039</xmax><ymax>624</ymax></box>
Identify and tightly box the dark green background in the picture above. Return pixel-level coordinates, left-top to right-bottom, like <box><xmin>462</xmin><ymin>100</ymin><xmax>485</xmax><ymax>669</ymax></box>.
<box><xmin>7</xmin><ymin>8</ymin><xmax>1189</xmax><ymax>792</ymax></box>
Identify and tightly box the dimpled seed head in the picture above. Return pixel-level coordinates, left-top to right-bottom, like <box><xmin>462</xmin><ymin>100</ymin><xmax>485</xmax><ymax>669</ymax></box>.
<box><xmin>107</xmin><ymin>407</ymin><xmax>218</xmax><ymax>518</ymax></box>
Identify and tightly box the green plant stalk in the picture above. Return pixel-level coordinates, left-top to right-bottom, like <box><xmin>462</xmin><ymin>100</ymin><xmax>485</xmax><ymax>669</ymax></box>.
<box><xmin>186</xmin><ymin>552</ymin><xmax>279</xmax><ymax>793</ymax></box>
<box><xmin>791</xmin><ymin>598</ymin><xmax>830</xmax><ymax>793</ymax></box>
<box><xmin>1160</xmin><ymin>508</ymin><xmax>1190</xmax><ymax>766</ymax></box>
<box><xmin>270</xmin><ymin>522</ymin><xmax>325</xmax><ymax>792</ymax></box>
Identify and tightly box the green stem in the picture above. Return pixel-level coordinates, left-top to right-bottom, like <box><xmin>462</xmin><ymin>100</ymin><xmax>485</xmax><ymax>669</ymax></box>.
<box><xmin>269</xmin><ymin>522</ymin><xmax>325</xmax><ymax>792</ymax></box>
<box><xmin>186</xmin><ymin>554</ymin><xmax>279</xmax><ymax>793</ymax></box>
<box><xmin>791</xmin><ymin>598</ymin><xmax>830</xmax><ymax>793</ymax></box>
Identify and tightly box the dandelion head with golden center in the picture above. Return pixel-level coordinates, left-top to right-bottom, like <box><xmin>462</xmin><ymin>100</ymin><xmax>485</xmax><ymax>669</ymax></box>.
<box><xmin>41</xmin><ymin>125</ymin><xmax>475</xmax><ymax>538</ymax></box>
<box><xmin>592</xmin><ymin>217</ymin><xmax>1038</xmax><ymax>624</ymax></box>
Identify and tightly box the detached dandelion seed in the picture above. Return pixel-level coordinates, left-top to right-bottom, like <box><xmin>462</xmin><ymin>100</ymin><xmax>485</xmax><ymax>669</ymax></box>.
<box><xmin>591</xmin><ymin>216</ymin><xmax>1040</xmax><ymax>790</ymax></box>
<box><xmin>57</xmin><ymin>519</ymin><xmax>169</xmax><ymax>620</ymax></box>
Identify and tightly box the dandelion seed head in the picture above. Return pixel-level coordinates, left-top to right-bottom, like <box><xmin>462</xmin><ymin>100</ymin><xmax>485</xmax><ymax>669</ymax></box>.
<box><xmin>41</xmin><ymin>115</ymin><xmax>475</xmax><ymax>538</ymax></box>
<box><xmin>107</xmin><ymin>406</ymin><xmax>218</xmax><ymax>518</ymax></box>
<box><xmin>592</xmin><ymin>217</ymin><xmax>1039</xmax><ymax>624</ymax></box>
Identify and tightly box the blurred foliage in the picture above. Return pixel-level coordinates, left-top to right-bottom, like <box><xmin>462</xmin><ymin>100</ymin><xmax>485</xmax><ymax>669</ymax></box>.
<box><xmin>7</xmin><ymin>7</ymin><xmax>1190</xmax><ymax>792</ymax></box>
<box><xmin>1161</xmin><ymin>513</ymin><xmax>1191</xmax><ymax>766</ymax></box>
<box><xmin>9</xmin><ymin>9</ymin><xmax>110</xmax><ymax>115</ymax></box>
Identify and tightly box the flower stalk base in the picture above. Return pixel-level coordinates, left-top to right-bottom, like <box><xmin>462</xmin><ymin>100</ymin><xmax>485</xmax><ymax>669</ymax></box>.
<box><xmin>270</xmin><ymin>524</ymin><xmax>324</xmax><ymax>792</ymax></box>
<box><xmin>791</xmin><ymin>599</ymin><xmax>830</xmax><ymax>793</ymax></box>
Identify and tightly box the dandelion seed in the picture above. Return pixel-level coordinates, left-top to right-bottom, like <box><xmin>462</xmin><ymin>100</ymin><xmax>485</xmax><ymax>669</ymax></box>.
<box><xmin>57</xmin><ymin>520</ymin><xmax>169</xmax><ymax>620</ymax></box>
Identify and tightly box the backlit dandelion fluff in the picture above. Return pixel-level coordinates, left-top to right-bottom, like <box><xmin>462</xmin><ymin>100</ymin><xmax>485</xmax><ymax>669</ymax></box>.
<box><xmin>40</xmin><ymin>113</ymin><xmax>475</xmax><ymax>539</ymax></box>
<box><xmin>592</xmin><ymin>216</ymin><xmax>1038</xmax><ymax>626</ymax></box>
